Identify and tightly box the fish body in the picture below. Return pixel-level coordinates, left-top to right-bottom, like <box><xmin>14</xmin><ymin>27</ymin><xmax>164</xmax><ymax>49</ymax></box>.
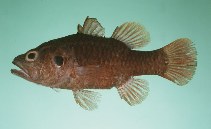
<box><xmin>11</xmin><ymin>17</ymin><xmax>197</xmax><ymax>110</ymax></box>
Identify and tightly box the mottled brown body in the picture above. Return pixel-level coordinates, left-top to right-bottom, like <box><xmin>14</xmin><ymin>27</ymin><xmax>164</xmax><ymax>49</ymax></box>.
<box><xmin>36</xmin><ymin>33</ymin><xmax>166</xmax><ymax>90</ymax></box>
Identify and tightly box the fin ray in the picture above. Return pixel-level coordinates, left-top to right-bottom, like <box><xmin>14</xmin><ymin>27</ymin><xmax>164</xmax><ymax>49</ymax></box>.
<box><xmin>117</xmin><ymin>78</ymin><xmax>149</xmax><ymax>106</ymax></box>
<box><xmin>112</xmin><ymin>22</ymin><xmax>150</xmax><ymax>49</ymax></box>
<box><xmin>121</xmin><ymin>25</ymin><xmax>140</xmax><ymax>42</ymax></box>
<box><xmin>73</xmin><ymin>90</ymin><xmax>101</xmax><ymax>110</ymax></box>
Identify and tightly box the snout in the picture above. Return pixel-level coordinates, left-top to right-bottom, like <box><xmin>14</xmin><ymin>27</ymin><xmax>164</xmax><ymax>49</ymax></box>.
<box><xmin>12</xmin><ymin>54</ymin><xmax>25</xmax><ymax>64</ymax></box>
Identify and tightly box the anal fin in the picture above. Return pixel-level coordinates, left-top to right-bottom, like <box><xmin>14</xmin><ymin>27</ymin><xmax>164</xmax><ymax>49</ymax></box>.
<box><xmin>73</xmin><ymin>90</ymin><xmax>101</xmax><ymax>110</ymax></box>
<box><xmin>117</xmin><ymin>77</ymin><xmax>149</xmax><ymax>106</ymax></box>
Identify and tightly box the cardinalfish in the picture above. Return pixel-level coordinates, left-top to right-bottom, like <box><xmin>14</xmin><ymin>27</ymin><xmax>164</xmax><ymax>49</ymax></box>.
<box><xmin>11</xmin><ymin>17</ymin><xmax>197</xmax><ymax>110</ymax></box>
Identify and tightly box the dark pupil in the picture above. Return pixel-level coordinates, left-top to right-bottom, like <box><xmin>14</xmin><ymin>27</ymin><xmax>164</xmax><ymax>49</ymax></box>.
<box><xmin>54</xmin><ymin>56</ymin><xmax>64</xmax><ymax>66</ymax></box>
<box><xmin>28</xmin><ymin>53</ymin><xmax>35</xmax><ymax>59</ymax></box>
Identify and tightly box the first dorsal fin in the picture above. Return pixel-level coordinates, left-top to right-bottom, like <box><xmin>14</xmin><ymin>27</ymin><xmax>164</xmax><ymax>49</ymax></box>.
<box><xmin>77</xmin><ymin>16</ymin><xmax>105</xmax><ymax>37</ymax></box>
<box><xmin>111</xmin><ymin>22</ymin><xmax>150</xmax><ymax>49</ymax></box>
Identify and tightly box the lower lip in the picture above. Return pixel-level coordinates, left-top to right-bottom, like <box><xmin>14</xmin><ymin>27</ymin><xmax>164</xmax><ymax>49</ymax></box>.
<box><xmin>11</xmin><ymin>68</ymin><xmax>29</xmax><ymax>78</ymax></box>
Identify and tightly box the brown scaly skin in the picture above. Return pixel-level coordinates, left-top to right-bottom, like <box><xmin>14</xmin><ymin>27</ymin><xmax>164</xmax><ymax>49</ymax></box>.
<box><xmin>12</xmin><ymin>33</ymin><xmax>167</xmax><ymax>90</ymax></box>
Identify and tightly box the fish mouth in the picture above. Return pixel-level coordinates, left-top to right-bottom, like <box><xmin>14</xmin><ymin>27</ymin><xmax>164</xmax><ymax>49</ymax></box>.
<box><xmin>11</xmin><ymin>60</ymin><xmax>30</xmax><ymax>79</ymax></box>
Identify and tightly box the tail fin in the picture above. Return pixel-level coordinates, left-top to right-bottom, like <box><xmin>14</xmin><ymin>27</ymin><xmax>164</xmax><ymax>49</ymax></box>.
<box><xmin>162</xmin><ymin>38</ymin><xmax>197</xmax><ymax>86</ymax></box>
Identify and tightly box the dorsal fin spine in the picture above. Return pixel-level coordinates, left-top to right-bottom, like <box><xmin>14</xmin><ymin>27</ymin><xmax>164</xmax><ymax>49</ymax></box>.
<box><xmin>77</xmin><ymin>16</ymin><xmax>105</xmax><ymax>37</ymax></box>
<box><xmin>89</xmin><ymin>23</ymin><xmax>98</xmax><ymax>34</ymax></box>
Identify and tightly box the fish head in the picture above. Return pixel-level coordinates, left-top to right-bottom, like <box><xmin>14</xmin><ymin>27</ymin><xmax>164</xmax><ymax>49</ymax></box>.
<box><xmin>11</xmin><ymin>44</ymin><xmax>74</xmax><ymax>87</ymax></box>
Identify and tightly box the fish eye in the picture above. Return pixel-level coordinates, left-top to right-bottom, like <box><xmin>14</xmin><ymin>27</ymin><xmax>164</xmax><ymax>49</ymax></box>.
<box><xmin>54</xmin><ymin>56</ymin><xmax>64</xmax><ymax>67</ymax></box>
<box><xmin>25</xmin><ymin>51</ymin><xmax>38</xmax><ymax>62</ymax></box>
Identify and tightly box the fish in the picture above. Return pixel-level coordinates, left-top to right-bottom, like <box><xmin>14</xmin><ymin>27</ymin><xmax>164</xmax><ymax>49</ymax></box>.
<box><xmin>11</xmin><ymin>17</ymin><xmax>197</xmax><ymax>110</ymax></box>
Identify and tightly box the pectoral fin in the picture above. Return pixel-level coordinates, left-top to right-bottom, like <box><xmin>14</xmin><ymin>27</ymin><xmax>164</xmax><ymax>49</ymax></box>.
<box><xmin>117</xmin><ymin>77</ymin><xmax>149</xmax><ymax>106</ymax></box>
<box><xmin>73</xmin><ymin>90</ymin><xmax>101</xmax><ymax>110</ymax></box>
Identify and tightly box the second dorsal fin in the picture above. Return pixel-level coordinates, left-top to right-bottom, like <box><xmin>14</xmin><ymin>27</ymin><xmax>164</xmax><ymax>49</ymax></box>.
<box><xmin>111</xmin><ymin>22</ymin><xmax>150</xmax><ymax>49</ymax></box>
<box><xmin>77</xmin><ymin>16</ymin><xmax>105</xmax><ymax>37</ymax></box>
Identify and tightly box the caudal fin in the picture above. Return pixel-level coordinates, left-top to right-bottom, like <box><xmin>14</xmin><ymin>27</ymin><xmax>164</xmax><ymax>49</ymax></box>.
<box><xmin>162</xmin><ymin>38</ymin><xmax>197</xmax><ymax>86</ymax></box>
